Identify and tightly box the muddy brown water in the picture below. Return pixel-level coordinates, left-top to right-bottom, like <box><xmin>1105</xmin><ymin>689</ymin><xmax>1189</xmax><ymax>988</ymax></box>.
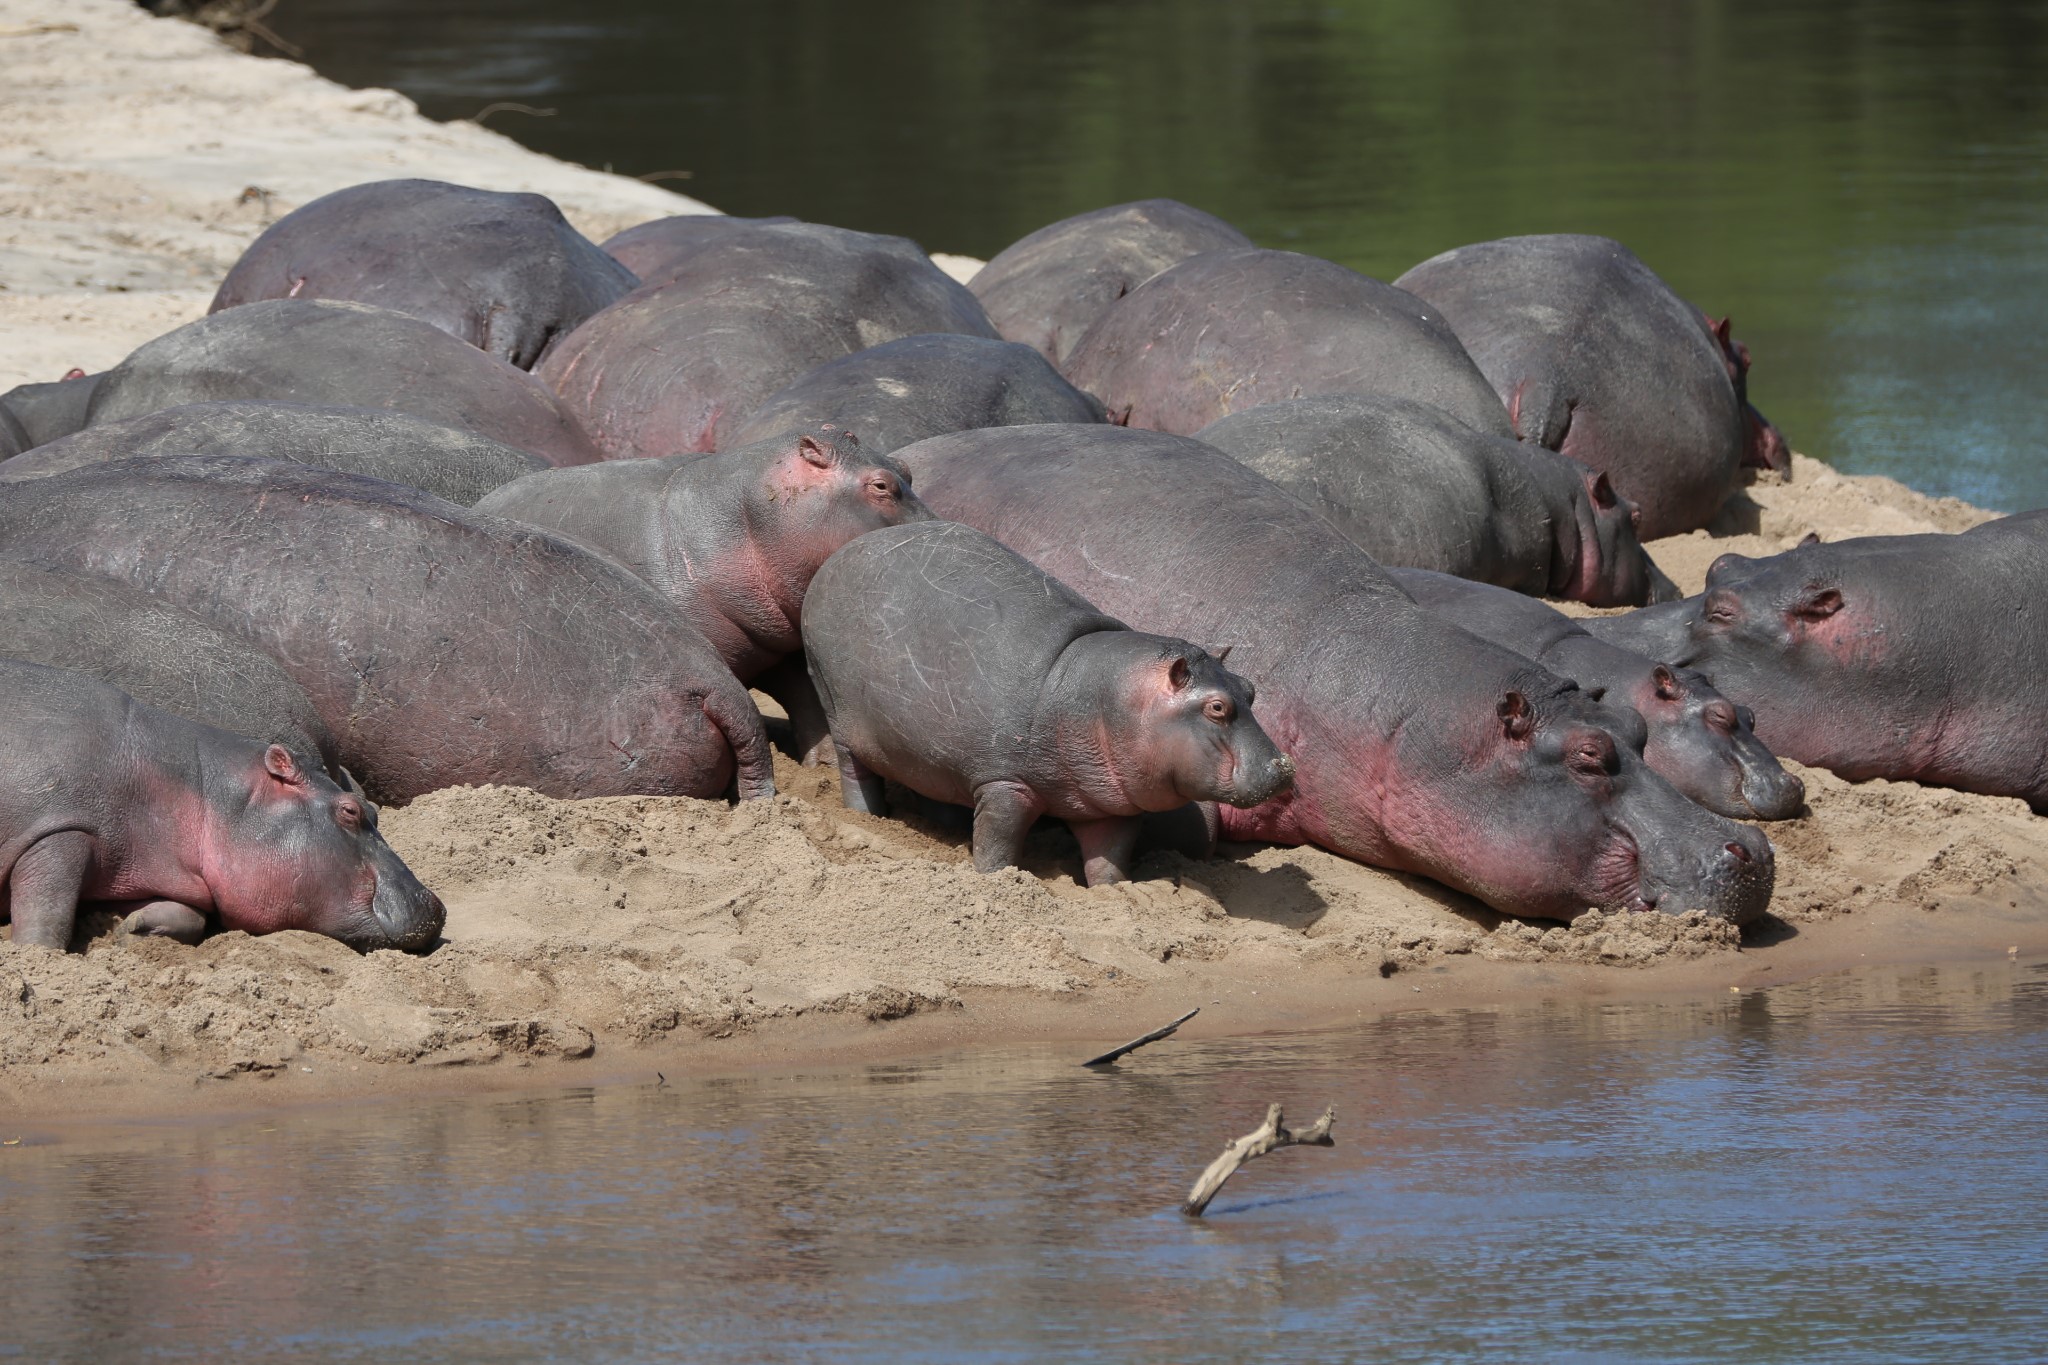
<box><xmin>4</xmin><ymin>959</ymin><xmax>2045</xmax><ymax>1361</ymax></box>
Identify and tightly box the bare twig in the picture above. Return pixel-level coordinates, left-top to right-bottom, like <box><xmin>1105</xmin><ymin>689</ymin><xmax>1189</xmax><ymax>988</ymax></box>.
<box><xmin>635</xmin><ymin>170</ymin><xmax>696</xmax><ymax>183</ymax></box>
<box><xmin>474</xmin><ymin>102</ymin><xmax>558</xmax><ymax>124</ymax></box>
<box><xmin>0</xmin><ymin>22</ymin><xmax>78</xmax><ymax>37</ymax></box>
<box><xmin>1181</xmin><ymin>1102</ymin><xmax>1335</xmax><ymax>1217</ymax></box>
<box><xmin>1081</xmin><ymin>1006</ymin><xmax>1199</xmax><ymax>1067</ymax></box>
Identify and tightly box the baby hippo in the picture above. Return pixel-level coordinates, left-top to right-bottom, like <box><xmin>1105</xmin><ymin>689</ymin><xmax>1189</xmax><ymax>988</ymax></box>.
<box><xmin>2</xmin><ymin>658</ymin><xmax>444</xmax><ymax>953</ymax></box>
<box><xmin>803</xmin><ymin>521</ymin><xmax>1295</xmax><ymax>885</ymax></box>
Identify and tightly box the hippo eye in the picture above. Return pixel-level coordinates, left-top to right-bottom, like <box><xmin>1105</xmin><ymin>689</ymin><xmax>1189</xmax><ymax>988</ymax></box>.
<box><xmin>1203</xmin><ymin>696</ymin><xmax>1234</xmax><ymax>724</ymax></box>
<box><xmin>867</xmin><ymin>475</ymin><xmax>899</xmax><ymax>499</ymax></box>
<box><xmin>1569</xmin><ymin>734</ymin><xmax>1617</xmax><ymax>777</ymax></box>
<box><xmin>335</xmin><ymin>797</ymin><xmax>363</xmax><ymax>831</ymax></box>
<box><xmin>1704</xmin><ymin>701</ymin><xmax>1738</xmax><ymax>734</ymax></box>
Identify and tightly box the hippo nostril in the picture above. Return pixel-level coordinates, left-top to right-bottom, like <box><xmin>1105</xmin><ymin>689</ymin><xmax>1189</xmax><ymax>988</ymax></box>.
<box><xmin>1724</xmin><ymin>841</ymin><xmax>1751</xmax><ymax>864</ymax></box>
<box><xmin>1272</xmin><ymin>754</ymin><xmax>1296</xmax><ymax>778</ymax></box>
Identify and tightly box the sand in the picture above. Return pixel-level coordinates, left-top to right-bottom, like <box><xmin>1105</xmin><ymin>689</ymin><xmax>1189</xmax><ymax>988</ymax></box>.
<box><xmin>1</xmin><ymin>0</ymin><xmax>2042</xmax><ymax>1122</ymax></box>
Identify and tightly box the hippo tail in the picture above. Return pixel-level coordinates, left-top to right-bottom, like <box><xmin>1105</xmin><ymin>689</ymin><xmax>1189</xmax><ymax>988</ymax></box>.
<box><xmin>702</xmin><ymin>682</ymin><xmax>777</xmax><ymax>800</ymax></box>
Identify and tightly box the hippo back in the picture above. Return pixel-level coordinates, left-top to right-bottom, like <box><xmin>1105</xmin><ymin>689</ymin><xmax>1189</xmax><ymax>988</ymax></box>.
<box><xmin>601</xmin><ymin>214</ymin><xmax>801</xmax><ymax>284</ymax></box>
<box><xmin>1</xmin><ymin>401</ymin><xmax>549</xmax><ymax>504</ymax></box>
<box><xmin>1</xmin><ymin>373</ymin><xmax>102</xmax><ymax>451</ymax></box>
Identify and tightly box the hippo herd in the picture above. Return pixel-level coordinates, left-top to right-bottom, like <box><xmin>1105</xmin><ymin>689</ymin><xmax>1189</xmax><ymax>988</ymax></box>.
<box><xmin>1</xmin><ymin>177</ymin><xmax>2040</xmax><ymax>962</ymax></box>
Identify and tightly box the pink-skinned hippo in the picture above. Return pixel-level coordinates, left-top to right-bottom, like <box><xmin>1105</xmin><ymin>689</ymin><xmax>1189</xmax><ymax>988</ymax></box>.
<box><xmin>1394</xmin><ymin>234</ymin><xmax>1786</xmax><ymax>538</ymax></box>
<box><xmin>898</xmin><ymin>424</ymin><xmax>1775</xmax><ymax>924</ymax></box>
<box><xmin>1393</xmin><ymin>568</ymin><xmax>1804</xmax><ymax>821</ymax></box>
<box><xmin>82</xmin><ymin>299</ymin><xmax>602</xmax><ymax>467</ymax></box>
<box><xmin>209</xmin><ymin>179</ymin><xmax>640</xmax><ymax>370</ymax></box>
<box><xmin>1</xmin><ymin>401</ymin><xmax>548</xmax><ymax>505</ymax></box>
<box><xmin>1193</xmin><ymin>395</ymin><xmax>1678</xmax><ymax>607</ymax></box>
<box><xmin>0</xmin><ymin>370</ymin><xmax>102</xmax><ymax>453</ymax></box>
<box><xmin>1</xmin><ymin>658</ymin><xmax>443</xmax><ymax>953</ymax></box>
<box><xmin>1061</xmin><ymin>247</ymin><xmax>1515</xmax><ymax>441</ymax></box>
<box><xmin>727</xmin><ymin>334</ymin><xmax>1106</xmax><ymax>455</ymax></box>
<box><xmin>803</xmin><ymin>520</ymin><xmax>1295</xmax><ymax>886</ymax></box>
<box><xmin>1583</xmin><ymin>515</ymin><xmax>2048</xmax><ymax>810</ymax></box>
<box><xmin>538</xmin><ymin>221</ymin><xmax>1000</xmax><ymax>458</ymax></box>
<box><xmin>600</xmin><ymin>214</ymin><xmax>800</xmax><ymax>285</ymax></box>
<box><xmin>0</xmin><ymin>457</ymin><xmax>773</xmax><ymax>806</ymax></box>
<box><xmin>475</xmin><ymin>423</ymin><xmax>931</xmax><ymax>757</ymax></box>
<box><xmin>967</xmin><ymin>199</ymin><xmax>1253</xmax><ymax>367</ymax></box>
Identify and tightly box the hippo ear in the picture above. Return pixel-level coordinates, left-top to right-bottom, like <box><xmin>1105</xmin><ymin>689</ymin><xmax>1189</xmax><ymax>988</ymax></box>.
<box><xmin>1797</xmin><ymin>530</ymin><xmax>1822</xmax><ymax>547</ymax></box>
<box><xmin>262</xmin><ymin>744</ymin><xmax>306</xmax><ymax>787</ymax></box>
<box><xmin>1711</xmin><ymin>315</ymin><xmax>1733</xmax><ymax>346</ymax></box>
<box><xmin>1791</xmin><ymin>586</ymin><xmax>1844</xmax><ymax>622</ymax></box>
<box><xmin>1212</xmin><ymin>645</ymin><xmax>1233</xmax><ymax>664</ymax></box>
<box><xmin>1587</xmin><ymin>472</ymin><xmax>1618</xmax><ymax>509</ymax></box>
<box><xmin>1497</xmin><ymin>690</ymin><xmax>1534</xmax><ymax>742</ymax></box>
<box><xmin>1650</xmin><ymin>664</ymin><xmax>1684</xmax><ymax>702</ymax></box>
<box><xmin>796</xmin><ymin>435</ymin><xmax>835</xmax><ymax>469</ymax></box>
<box><xmin>1167</xmin><ymin>656</ymin><xmax>1192</xmax><ymax>691</ymax></box>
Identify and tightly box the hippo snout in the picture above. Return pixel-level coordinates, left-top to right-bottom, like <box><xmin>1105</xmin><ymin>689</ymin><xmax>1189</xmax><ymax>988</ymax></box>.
<box><xmin>1647</xmin><ymin>558</ymin><xmax>1685</xmax><ymax>604</ymax></box>
<box><xmin>1742</xmin><ymin>764</ymin><xmax>1806</xmax><ymax>822</ymax></box>
<box><xmin>1228</xmin><ymin>750</ymin><xmax>1296</xmax><ymax>808</ymax></box>
<box><xmin>362</xmin><ymin>850</ymin><xmax>447</xmax><ymax>954</ymax></box>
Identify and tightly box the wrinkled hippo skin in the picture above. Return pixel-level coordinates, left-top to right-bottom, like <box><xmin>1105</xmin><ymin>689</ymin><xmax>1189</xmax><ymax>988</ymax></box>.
<box><xmin>0</xmin><ymin>370</ymin><xmax>102</xmax><ymax>453</ymax></box>
<box><xmin>1394</xmin><ymin>568</ymin><xmax>1804</xmax><ymax>821</ymax></box>
<box><xmin>729</xmin><ymin>333</ymin><xmax>1106</xmax><ymax>455</ymax></box>
<box><xmin>0</xmin><ymin>556</ymin><xmax>338</xmax><ymax>782</ymax></box>
<box><xmin>83</xmin><ymin>299</ymin><xmax>602</xmax><ymax>467</ymax></box>
<box><xmin>538</xmin><ymin>221</ymin><xmax>999</xmax><ymax>458</ymax></box>
<box><xmin>803</xmin><ymin>520</ymin><xmax>1295</xmax><ymax>886</ymax></box>
<box><xmin>3</xmin><ymin>401</ymin><xmax>549</xmax><ymax>504</ymax></box>
<box><xmin>1061</xmin><ymin>247</ymin><xmax>1514</xmax><ymax>441</ymax></box>
<box><xmin>1585</xmin><ymin>514</ymin><xmax>2048</xmax><ymax>809</ymax></box>
<box><xmin>600</xmin><ymin>214</ymin><xmax>800</xmax><ymax>285</ymax></box>
<box><xmin>1</xmin><ymin>659</ymin><xmax>443</xmax><ymax>953</ymax></box>
<box><xmin>1396</xmin><ymin>234</ymin><xmax>1775</xmax><ymax>539</ymax></box>
<box><xmin>900</xmin><ymin>424</ymin><xmax>1773</xmax><ymax>924</ymax></box>
<box><xmin>210</xmin><ymin>178</ymin><xmax>640</xmax><ymax>370</ymax></box>
<box><xmin>1195</xmin><ymin>395</ymin><xmax>1676</xmax><ymax>607</ymax></box>
<box><xmin>0</xmin><ymin>457</ymin><xmax>772</xmax><ymax>805</ymax></box>
<box><xmin>967</xmin><ymin>199</ymin><xmax>1252</xmax><ymax>367</ymax></box>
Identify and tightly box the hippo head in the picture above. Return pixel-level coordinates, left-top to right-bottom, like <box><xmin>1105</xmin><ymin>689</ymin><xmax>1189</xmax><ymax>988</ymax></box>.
<box><xmin>1628</xmin><ymin>663</ymin><xmax>1805</xmax><ymax>820</ymax></box>
<box><xmin>1568</xmin><ymin>469</ymin><xmax>1681</xmax><ymax>605</ymax></box>
<box><xmin>204</xmin><ymin>744</ymin><xmax>445</xmax><ymax>952</ymax></box>
<box><xmin>1706</xmin><ymin>315</ymin><xmax>1790</xmax><ymax>473</ymax></box>
<box><xmin>1382</xmin><ymin>675</ymin><xmax>1774</xmax><ymax>924</ymax></box>
<box><xmin>745</xmin><ymin>422</ymin><xmax>934</xmax><ymax>598</ymax></box>
<box><xmin>1096</xmin><ymin>639</ymin><xmax>1295</xmax><ymax>811</ymax></box>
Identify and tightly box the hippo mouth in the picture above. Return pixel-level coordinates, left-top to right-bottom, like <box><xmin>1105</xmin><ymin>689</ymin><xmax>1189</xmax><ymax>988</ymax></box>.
<box><xmin>1220</xmin><ymin>752</ymin><xmax>1296</xmax><ymax>809</ymax></box>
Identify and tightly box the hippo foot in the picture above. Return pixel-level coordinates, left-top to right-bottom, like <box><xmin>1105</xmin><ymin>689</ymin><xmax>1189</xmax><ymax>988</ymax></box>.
<box><xmin>1075</xmin><ymin>816</ymin><xmax>1142</xmax><ymax>888</ymax></box>
<box><xmin>118</xmin><ymin>900</ymin><xmax>208</xmax><ymax>945</ymax></box>
<box><xmin>834</xmin><ymin>743</ymin><xmax>889</xmax><ymax>816</ymax></box>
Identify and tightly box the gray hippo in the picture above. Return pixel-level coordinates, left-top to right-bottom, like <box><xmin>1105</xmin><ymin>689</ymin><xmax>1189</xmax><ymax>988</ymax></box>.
<box><xmin>476</xmin><ymin>423</ymin><xmax>931</xmax><ymax>757</ymax></box>
<box><xmin>967</xmin><ymin>199</ymin><xmax>1253</xmax><ymax>366</ymax></box>
<box><xmin>1</xmin><ymin>402</ymin><xmax>549</xmax><ymax>505</ymax></box>
<box><xmin>209</xmin><ymin>178</ymin><xmax>640</xmax><ymax>370</ymax></box>
<box><xmin>1584</xmin><ymin>515</ymin><xmax>2048</xmax><ymax>810</ymax></box>
<box><xmin>0</xmin><ymin>556</ymin><xmax>338</xmax><ymax>783</ymax></box>
<box><xmin>1193</xmin><ymin>395</ymin><xmax>1677</xmax><ymax>607</ymax></box>
<box><xmin>900</xmin><ymin>424</ymin><xmax>1774</xmax><ymax>924</ymax></box>
<box><xmin>0</xmin><ymin>457</ymin><xmax>773</xmax><ymax>805</ymax></box>
<box><xmin>601</xmin><ymin>213</ymin><xmax>800</xmax><ymax>285</ymax></box>
<box><xmin>83</xmin><ymin>299</ymin><xmax>602</xmax><ymax>467</ymax></box>
<box><xmin>1395</xmin><ymin>234</ymin><xmax>1785</xmax><ymax>538</ymax></box>
<box><xmin>2</xmin><ymin>658</ymin><xmax>443</xmax><ymax>952</ymax></box>
<box><xmin>727</xmin><ymin>334</ymin><xmax>1107</xmax><ymax>455</ymax></box>
<box><xmin>1060</xmin><ymin>247</ymin><xmax>1514</xmax><ymax>441</ymax></box>
<box><xmin>536</xmin><ymin>221</ymin><xmax>1000</xmax><ymax>457</ymax></box>
<box><xmin>803</xmin><ymin>520</ymin><xmax>1295</xmax><ymax>885</ymax></box>
<box><xmin>0</xmin><ymin>370</ymin><xmax>101</xmax><ymax>452</ymax></box>
<box><xmin>1393</xmin><ymin>568</ymin><xmax>1805</xmax><ymax>821</ymax></box>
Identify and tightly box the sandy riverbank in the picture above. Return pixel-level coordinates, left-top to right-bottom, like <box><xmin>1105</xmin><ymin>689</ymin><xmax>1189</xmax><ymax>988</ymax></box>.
<box><xmin>1</xmin><ymin>0</ymin><xmax>2043</xmax><ymax>1123</ymax></box>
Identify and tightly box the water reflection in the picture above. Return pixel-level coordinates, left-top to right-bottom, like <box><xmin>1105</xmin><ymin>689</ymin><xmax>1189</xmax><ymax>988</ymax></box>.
<box><xmin>4</xmin><ymin>960</ymin><xmax>2045</xmax><ymax>1361</ymax></box>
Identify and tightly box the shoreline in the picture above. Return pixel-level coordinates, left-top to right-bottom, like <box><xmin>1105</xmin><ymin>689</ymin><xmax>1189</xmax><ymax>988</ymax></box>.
<box><xmin>2</xmin><ymin>0</ymin><xmax>2045</xmax><ymax>1126</ymax></box>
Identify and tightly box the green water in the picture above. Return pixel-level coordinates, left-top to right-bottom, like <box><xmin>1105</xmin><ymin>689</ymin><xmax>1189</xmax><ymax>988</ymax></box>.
<box><xmin>269</xmin><ymin>0</ymin><xmax>2048</xmax><ymax>512</ymax></box>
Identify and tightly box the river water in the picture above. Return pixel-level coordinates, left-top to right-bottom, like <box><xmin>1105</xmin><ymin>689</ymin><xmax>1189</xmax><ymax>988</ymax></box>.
<box><xmin>267</xmin><ymin>0</ymin><xmax>2048</xmax><ymax>513</ymax></box>
<box><xmin>3</xmin><ymin>959</ymin><xmax>2045</xmax><ymax>1362</ymax></box>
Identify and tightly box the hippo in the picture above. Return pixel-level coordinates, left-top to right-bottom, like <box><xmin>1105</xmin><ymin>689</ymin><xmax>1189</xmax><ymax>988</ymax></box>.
<box><xmin>0</xmin><ymin>556</ymin><xmax>338</xmax><ymax>782</ymax></box>
<box><xmin>476</xmin><ymin>423</ymin><xmax>931</xmax><ymax>755</ymax></box>
<box><xmin>899</xmin><ymin>424</ymin><xmax>1774</xmax><ymax>924</ymax></box>
<box><xmin>1583</xmin><ymin>515</ymin><xmax>2048</xmax><ymax>810</ymax></box>
<box><xmin>1193</xmin><ymin>395</ymin><xmax>1677</xmax><ymax>607</ymax></box>
<box><xmin>1059</xmin><ymin>247</ymin><xmax>1514</xmax><ymax>441</ymax></box>
<box><xmin>1394</xmin><ymin>234</ymin><xmax>1780</xmax><ymax>538</ymax></box>
<box><xmin>82</xmin><ymin>299</ymin><xmax>602</xmax><ymax>467</ymax></box>
<box><xmin>536</xmin><ymin>221</ymin><xmax>1000</xmax><ymax>458</ymax></box>
<box><xmin>209</xmin><ymin>178</ymin><xmax>640</xmax><ymax>370</ymax></box>
<box><xmin>1705</xmin><ymin>313</ymin><xmax>1790</xmax><ymax>473</ymax></box>
<box><xmin>0</xmin><ymin>457</ymin><xmax>773</xmax><ymax>805</ymax></box>
<box><xmin>0</xmin><ymin>370</ymin><xmax>101</xmax><ymax>453</ymax></box>
<box><xmin>1392</xmin><ymin>568</ymin><xmax>1804</xmax><ymax>821</ymax></box>
<box><xmin>1</xmin><ymin>658</ymin><xmax>443</xmax><ymax>953</ymax></box>
<box><xmin>803</xmin><ymin>520</ymin><xmax>1295</xmax><ymax>885</ymax></box>
<box><xmin>600</xmin><ymin>213</ymin><xmax>800</xmax><ymax>285</ymax></box>
<box><xmin>967</xmin><ymin>199</ymin><xmax>1253</xmax><ymax>367</ymax></box>
<box><xmin>1</xmin><ymin>401</ymin><xmax>550</xmax><ymax>504</ymax></box>
<box><xmin>727</xmin><ymin>334</ymin><xmax>1107</xmax><ymax>455</ymax></box>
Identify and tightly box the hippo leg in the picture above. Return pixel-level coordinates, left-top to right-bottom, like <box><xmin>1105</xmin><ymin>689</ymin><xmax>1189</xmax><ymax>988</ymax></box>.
<box><xmin>757</xmin><ymin>655</ymin><xmax>834</xmax><ymax>766</ymax></box>
<box><xmin>1140</xmin><ymin>801</ymin><xmax>1223</xmax><ymax>860</ymax></box>
<box><xmin>117</xmin><ymin>900</ymin><xmax>209</xmax><ymax>945</ymax></box>
<box><xmin>971</xmin><ymin>781</ymin><xmax>1045</xmax><ymax>874</ymax></box>
<box><xmin>834</xmin><ymin>742</ymin><xmax>889</xmax><ymax>816</ymax></box>
<box><xmin>1073</xmin><ymin>816</ymin><xmax>1143</xmax><ymax>887</ymax></box>
<box><xmin>6</xmin><ymin>830</ymin><xmax>91</xmax><ymax>950</ymax></box>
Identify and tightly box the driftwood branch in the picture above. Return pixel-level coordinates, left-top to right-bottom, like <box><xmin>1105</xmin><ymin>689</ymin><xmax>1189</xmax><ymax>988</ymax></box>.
<box><xmin>1181</xmin><ymin>1102</ymin><xmax>1335</xmax><ymax>1216</ymax></box>
<box><xmin>1081</xmin><ymin>1007</ymin><xmax>1199</xmax><ymax>1067</ymax></box>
